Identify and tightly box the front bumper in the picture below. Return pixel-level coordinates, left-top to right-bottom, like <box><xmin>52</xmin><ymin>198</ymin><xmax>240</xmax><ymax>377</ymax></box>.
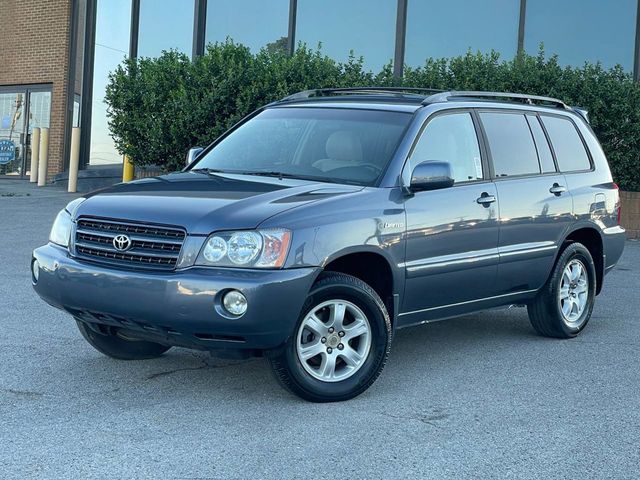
<box><xmin>32</xmin><ymin>244</ymin><xmax>320</xmax><ymax>350</ymax></box>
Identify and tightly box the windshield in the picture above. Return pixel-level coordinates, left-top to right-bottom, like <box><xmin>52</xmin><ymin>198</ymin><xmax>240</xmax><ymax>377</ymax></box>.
<box><xmin>192</xmin><ymin>107</ymin><xmax>412</xmax><ymax>186</ymax></box>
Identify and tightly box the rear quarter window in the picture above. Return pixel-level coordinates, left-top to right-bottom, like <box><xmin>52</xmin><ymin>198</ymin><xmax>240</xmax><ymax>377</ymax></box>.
<box><xmin>540</xmin><ymin>115</ymin><xmax>591</xmax><ymax>172</ymax></box>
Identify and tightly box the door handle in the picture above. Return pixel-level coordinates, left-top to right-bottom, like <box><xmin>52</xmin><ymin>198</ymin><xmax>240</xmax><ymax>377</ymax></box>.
<box><xmin>476</xmin><ymin>192</ymin><xmax>496</xmax><ymax>206</ymax></box>
<box><xmin>549</xmin><ymin>183</ymin><xmax>567</xmax><ymax>196</ymax></box>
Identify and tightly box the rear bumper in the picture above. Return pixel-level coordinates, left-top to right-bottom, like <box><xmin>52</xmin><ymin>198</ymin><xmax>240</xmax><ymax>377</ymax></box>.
<box><xmin>603</xmin><ymin>225</ymin><xmax>626</xmax><ymax>275</ymax></box>
<box><xmin>32</xmin><ymin>244</ymin><xmax>320</xmax><ymax>350</ymax></box>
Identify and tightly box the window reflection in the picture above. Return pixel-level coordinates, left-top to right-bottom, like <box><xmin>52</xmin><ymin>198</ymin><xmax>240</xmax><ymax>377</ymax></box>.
<box><xmin>405</xmin><ymin>0</ymin><xmax>519</xmax><ymax>66</ymax></box>
<box><xmin>296</xmin><ymin>0</ymin><xmax>396</xmax><ymax>71</ymax></box>
<box><xmin>205</xmin><ymin>0</ymin><xmax>289</xmax><ymax>53</ymax></box>
<box><xmin>138</xmin><ymin>0</ymin><xmax>195</xmax><ymax>57</ymax></box>
<box><xmin>89</xmin><ymin>0</ymin><xmax>131</xmax><ymax>165</ymax></box>
<box><xmin>524</xmin><ymin>0</ymin><xmax>637</xmax><ymax>70</ymax></box>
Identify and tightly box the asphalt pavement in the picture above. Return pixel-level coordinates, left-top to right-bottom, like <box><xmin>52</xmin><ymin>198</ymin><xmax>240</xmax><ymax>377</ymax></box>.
<box><xmin>1</xmin><ymin>179</ymin><xmax>639</xmax><ymax>479</ymax></box>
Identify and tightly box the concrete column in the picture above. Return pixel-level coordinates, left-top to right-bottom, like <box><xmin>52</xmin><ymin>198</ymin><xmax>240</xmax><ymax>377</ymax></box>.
<box><xmin>68</xmin><ymin>127</ymin><xmax>81</xmax><ymax>193</ymax></box>
<box><xmin>29</xmin><ymin>128</ymin><xmax>40</xmax><ymax>183</ymax></box>
<box><xmin>37</xmin><ymin>128</ymin><xmax>49</xmax><ymax>187</ymax></box>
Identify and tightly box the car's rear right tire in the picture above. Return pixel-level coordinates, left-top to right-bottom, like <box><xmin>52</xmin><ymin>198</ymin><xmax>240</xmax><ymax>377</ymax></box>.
<box><xmin>527</xmin><ymin>242</ymin><xmax>596</xmax><ymax>338</ymax></box>
<box><xmin>76</xmin><ymin>320</ymin><xmax>171</xmax><ymax>360</ymax></box>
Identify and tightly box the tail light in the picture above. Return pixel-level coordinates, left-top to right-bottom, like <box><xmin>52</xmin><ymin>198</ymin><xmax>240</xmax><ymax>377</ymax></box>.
<box><xmin>614</xmin><ymin>183</ymin><xmax>621</xmax><ymax>224</ymax></box>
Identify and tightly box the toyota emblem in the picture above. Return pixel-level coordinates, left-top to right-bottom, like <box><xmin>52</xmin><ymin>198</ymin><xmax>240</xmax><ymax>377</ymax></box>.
<box><xmin>112</xmin><ymin>234</ymin><xmax>132</xmax><ymax>252</ymax></box>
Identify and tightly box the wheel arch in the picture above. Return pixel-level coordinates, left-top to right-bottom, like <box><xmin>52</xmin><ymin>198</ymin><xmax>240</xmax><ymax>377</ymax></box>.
<box><xmin>320</xmin><ymin>248</ymin><xmax>400</xmax><ymax>326</ymax></box>
<box><xmin>561</xmin><ymin>224</ymin><xmax>604</xmax><ymax>295</ymax></box>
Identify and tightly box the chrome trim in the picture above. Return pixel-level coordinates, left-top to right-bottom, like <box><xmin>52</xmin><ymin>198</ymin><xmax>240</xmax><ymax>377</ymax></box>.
<box><xmin>403</xmin><ymin>242</ymin><xmax>557</xmax><ymax>276</ymax></box>
<box><xmin>398</xmin><ymin>289</ymin><xmax>538</xmax><ymax>317</ymax></box>
<box><xmin>404</xmin><ymin>248</ymin><xmax>498</xmax><ymax>273</ymax></box>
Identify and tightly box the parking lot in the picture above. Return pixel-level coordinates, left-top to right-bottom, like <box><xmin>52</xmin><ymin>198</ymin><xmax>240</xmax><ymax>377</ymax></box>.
<box><xmin>1</xmin><ymin>180</ymin><xmax>639</xmax><ymax>479</ymax></box>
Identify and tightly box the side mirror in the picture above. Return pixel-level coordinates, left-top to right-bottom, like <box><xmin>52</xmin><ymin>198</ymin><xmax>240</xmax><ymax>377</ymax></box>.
<box><xmin>409</xmin><ymin>161</ymin><xmax>454</xmax><ymax>192</ymax></box>
<box><xmin>186</xmin><ymin>147</ymin><xmax>204</xmax><ymax>167</ymax></box>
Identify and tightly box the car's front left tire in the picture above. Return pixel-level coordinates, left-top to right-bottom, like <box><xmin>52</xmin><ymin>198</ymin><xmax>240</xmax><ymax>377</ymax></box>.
<box><xmin>268</xmin><ymin>272</ymin><xmax>392</xmax><ymax>402</ymax></box>
<box><xmin>76</xmin><ymin>320</ymin><xmax>171</xmax><ymax>360</ymax></box>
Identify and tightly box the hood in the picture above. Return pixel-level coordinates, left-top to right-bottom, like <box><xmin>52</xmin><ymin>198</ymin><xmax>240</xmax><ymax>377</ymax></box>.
<box><xmin>76</xmin><ymin>172</ymin><xmax>363</xmax><ymax>235</ymax></box>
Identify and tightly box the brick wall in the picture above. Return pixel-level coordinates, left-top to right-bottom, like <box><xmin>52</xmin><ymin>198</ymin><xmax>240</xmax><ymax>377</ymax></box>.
<box><xmin>0</xmin><ymin>0</ymin><xmax>72</xmax><ymax>181</ymax></box>
<box><xmin>620</xmin><ymin>191</ymin><xmax>640</xmax><ymax>239</ymax></box>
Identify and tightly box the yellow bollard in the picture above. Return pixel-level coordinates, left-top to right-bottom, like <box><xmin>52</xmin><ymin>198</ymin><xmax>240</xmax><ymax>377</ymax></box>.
<box><xmin>122</xmin><ymin>155</ymin><xmax>134</xmax><ymax>182</ymax></box>
<box><xmin>68</xmin><ymin>127</ymin><xmax>81</xmax><ymax>193</ymax></box>
<box><xmin>37</xmin><ymin>128</ymin><xmax>49</xmax><ymax>186</ymax></box>
<box><xmin>29</xmin><ymin>128</ymin><xmax>40</xmax><ymax>183</ymax></box>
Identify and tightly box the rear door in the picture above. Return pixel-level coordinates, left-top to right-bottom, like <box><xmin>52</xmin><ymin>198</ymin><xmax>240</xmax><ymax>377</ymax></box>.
<box><xmin>400</xmin><ymin>110</ymin><xmax>500</xmax><ymax>322</ymax></box>
<box><xmin>478</xmin><ymin>110</ymin><xmax>573</xmax><ymax>294</ymax></box>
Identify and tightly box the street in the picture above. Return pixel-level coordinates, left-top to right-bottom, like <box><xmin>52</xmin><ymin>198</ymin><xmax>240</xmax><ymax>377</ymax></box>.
<box><xmin>1</xmin><ymin>181</ymin><xmax>639</xmax><ymax>479</ymax></box>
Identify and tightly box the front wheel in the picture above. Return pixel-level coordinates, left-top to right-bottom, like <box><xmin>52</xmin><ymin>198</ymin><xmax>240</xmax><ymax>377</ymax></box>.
<box><xmin>527</xmin><ymin>242</ymin><xmax>596</xmax><ymax>338</ymax></box>
<box><xmin>269</xmin><ymin>272</ymin><xmax>392</xmax><ymax>402</ymax></box>
<box><xmin>76</xmin><ymin>320</ymin><xmax>171</xmax><ymax>360</ymax></box>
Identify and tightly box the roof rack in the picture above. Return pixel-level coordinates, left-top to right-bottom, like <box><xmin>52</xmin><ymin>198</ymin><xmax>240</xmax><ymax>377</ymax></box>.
<box><xmin>278</xmin><ymin>87</ymin><xmax>444</xmax><ymax>103</ymax></box>
<box><xmin>423</xmin><ymin>91</ymin><xmax>569</xmax><ymax>109</ymax></box>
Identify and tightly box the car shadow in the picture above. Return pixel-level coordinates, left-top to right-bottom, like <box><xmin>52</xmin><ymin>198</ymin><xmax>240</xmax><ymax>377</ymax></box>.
<box><xmin>58</xmin><ymin>307</ymin><xmax>544</xmax><ymax>405</ymax></box>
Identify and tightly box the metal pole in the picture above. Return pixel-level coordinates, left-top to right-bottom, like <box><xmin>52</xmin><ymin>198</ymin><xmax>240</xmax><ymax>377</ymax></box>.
<box><xmin>122</xmin><ymin>155</ymin><xmax>134</xmax><ymax>182</ymax></box>
<box><xmin>517</xmin><ymin>0</ymin><xmax>527</xmax><ymax>53</ymax></box>
<box><xmin>393</xmin><ymin>0</ymin><xmax>408</xmax><ymax>81</ymax></box>
<box><xmin>287</xmin><ymin>0</ymin><xmax>297</xmax><ymax>56</ymax></box>
<box><xmin>29</xmin><ymin>128</ymin><xmax>40</xmax><ymax>183</ymax></box>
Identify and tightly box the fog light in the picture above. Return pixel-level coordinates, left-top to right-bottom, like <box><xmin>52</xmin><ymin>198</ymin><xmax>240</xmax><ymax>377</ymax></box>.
<box><xmin>222</xmin><ymin>290</ymin><xmax>247</xmax><ymax>316</ymax></box>
<box><xmin>32</xmin><ymin>259</ymin><xmax>40</xmax><ymax>283</ymax></box>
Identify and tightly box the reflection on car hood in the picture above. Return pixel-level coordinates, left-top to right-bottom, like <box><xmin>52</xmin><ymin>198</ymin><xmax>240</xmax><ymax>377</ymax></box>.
<box><xmin>77</xmin><ymin>172</ymin><xmax>363</xmax><ymax>234</ymax></box>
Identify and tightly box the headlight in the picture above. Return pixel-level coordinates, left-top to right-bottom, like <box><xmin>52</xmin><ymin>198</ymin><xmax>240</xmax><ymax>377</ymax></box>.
<box><xmin>48</xmin><ymin>198</ymin><xmax>85</xmax><ymax>248</ymax></box>
<box><xmin>197</xmin><ymin>229</ymin><xmax>291</xmax><ymax>268</ymax></box>
<box><xmin>49</xmin><ymin>209</ymin><xmax>73</xmax><ymax>247</ymax></box>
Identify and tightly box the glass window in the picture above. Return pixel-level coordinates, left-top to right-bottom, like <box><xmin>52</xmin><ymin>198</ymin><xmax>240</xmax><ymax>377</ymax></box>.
<box><xmin>405</xmin><ymin>0</ymin><xmax>519</xmax><ymax>66</ymax></box>
<box><xmin>296</xmin><ymin>0</ymin><xmax>396</xmax><ymax>71</ymax></box>
<box><xmin>541</xmin><ymin>116</ymin><xmax>591</xmax><ymax>172</ymax></box>
<box><xmin>205</xmin><ymin>0</ymin><xmax>289</xmax><ymax>53</ymax></box>
<box><xmin>524</xmin><ymin>0</ymin><xmax>637</xmax><ymax>71</ymax></box>
<box><xmin>480</xmin><ymin>112</ymin><xmax>540</xmax><ymax>177</ymax></box>
<box><xmin>138</xmin><ymin>0</ymin><xmax>195</xmax><ymax>57</ymax></box>
<box><xmin>89</xmin><ymin>0</ymin><xmax>131</xmax><ymax>166</ymax></box>
<box><xmin>409</xmin><ymin>113</ymin><xmax>483</xmax><ymax>183</ymax></box>
<box><xmin>195</xmin><ymin>108</ymin><xmax>412</xmax><ymax>186</ymax></box>
<box><xmin>526</xmin><ymin>114</ymin><xmax>555</xmax><ymax>173</ymax></box>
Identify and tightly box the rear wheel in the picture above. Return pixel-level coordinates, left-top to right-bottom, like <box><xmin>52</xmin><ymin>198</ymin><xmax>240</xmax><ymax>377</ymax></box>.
<box><xmin>527</xmin><ymin>242</ymin><xmax>596</xmax><ymax>338</ymax></box>
<box><xmin>76</xmin><ymin>320</ymin><xmax>171</xmax><ymax>360</ymax></box>
<box><xmin>269</xmin><ymin>272</ymin><xmax>391</xmax><ymax>402</ymax></box>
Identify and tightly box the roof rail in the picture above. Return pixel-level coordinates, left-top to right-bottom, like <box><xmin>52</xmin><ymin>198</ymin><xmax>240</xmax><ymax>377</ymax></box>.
<box><xmin>423</xmin><ymin>91</ymin><xmax>570</xmax><ymax>109</ymax></box>
<box><xmin>279</xmin><ymin>87</ymin><xmax>444</xmax><ymax>102</ymax></box>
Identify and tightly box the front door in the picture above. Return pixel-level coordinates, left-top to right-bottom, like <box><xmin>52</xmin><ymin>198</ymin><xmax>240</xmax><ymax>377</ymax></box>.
<box><xmin>399</xmin><ymin>110</ymin><xmax>500</xmax><ymax>326</ymax></box>
<box><xmin>0</xmin><ymin>87</ymin><xmax>52</xmax><ymax>178</ymax></box>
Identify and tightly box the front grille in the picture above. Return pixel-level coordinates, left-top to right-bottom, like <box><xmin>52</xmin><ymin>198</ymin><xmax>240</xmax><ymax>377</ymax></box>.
<box><xmin>74</xmin><ymin>218</ymin><xmax>186</xmax><ymax>270</ymax></box>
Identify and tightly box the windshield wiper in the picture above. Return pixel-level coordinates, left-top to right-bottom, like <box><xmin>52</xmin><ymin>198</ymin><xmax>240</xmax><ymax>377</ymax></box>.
<box><xmin>191</xmin><ymin>168</ymin><xmax>362</xmax><ymax>185</ymax></box>
<box><xmin>190</xmin><ymin>167</ymin><xmax>230</xmax><ymax>175</ymax></box>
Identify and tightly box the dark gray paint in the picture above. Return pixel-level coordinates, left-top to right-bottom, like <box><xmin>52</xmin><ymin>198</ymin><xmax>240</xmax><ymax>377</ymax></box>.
<box><xmin>33</xmin><ymin>97</ymin><xmax>627</xmax><ymax>352</ymax></box>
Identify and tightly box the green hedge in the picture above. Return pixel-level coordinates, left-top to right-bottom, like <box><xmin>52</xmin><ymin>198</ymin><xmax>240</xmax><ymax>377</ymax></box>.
<box><xmin>105</xmin><ymin>42</ymin><xmax>640</xmax><ymax>191</ymax></box>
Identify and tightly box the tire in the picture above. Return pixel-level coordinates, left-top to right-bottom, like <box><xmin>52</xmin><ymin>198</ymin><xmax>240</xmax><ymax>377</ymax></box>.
<box><xmin>76</xmin><ymin>320</ymin><xmax>171</xmax><ymax>360</ymax></box>
<box><xmin>527</xmin><ymin>242</ymin><xmax>597</xmax><ymax>338</ymax></box>
<box><xmin>268</xmin><ymin>272</ymin><xmax>392</xmax><ymax>402</ymax></box>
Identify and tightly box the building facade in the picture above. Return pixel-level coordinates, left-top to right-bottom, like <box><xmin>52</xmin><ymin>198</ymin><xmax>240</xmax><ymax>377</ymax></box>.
<box><xmin>1</xmin><ymin>0</ymin><xmax>640</xmax><ymax>183</ymax></box>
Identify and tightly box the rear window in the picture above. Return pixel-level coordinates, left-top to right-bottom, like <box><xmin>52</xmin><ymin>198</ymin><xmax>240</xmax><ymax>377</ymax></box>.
<box><xmin>480</xmin><ymin>112</ymin><xmax>540</xmax><ymax>177</ymax></box>
<box><xmin>541</xmin><ymin>115</ymin><xmax>591</xmax><ymax>172</ymax></box>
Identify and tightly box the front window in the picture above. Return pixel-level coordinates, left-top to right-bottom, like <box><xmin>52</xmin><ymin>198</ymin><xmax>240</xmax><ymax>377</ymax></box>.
<box><xmin>193</xmin><ymin>107</ymin><xmax>412</xmax><ymax>186</ymax></box>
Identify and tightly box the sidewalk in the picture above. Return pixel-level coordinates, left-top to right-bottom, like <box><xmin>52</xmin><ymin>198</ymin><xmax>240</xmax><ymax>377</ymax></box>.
<box><xmin>0</xmin><ymin>178</ymin><xmax>77</xmax><ymax>199</ymax></box>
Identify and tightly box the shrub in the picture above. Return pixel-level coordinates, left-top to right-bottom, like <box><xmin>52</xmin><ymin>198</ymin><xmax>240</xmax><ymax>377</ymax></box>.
<box><xmin>105</xmin><ymin>42</ymin><xmax>640</xmax><ymax>191</ymax></box>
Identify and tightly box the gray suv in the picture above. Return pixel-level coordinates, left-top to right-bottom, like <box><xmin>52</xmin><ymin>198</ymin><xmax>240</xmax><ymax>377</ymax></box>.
<box><xmin>32</xmin><ymin>88</ymin><xmax>626</xmax><ymax>402</ymax></box>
